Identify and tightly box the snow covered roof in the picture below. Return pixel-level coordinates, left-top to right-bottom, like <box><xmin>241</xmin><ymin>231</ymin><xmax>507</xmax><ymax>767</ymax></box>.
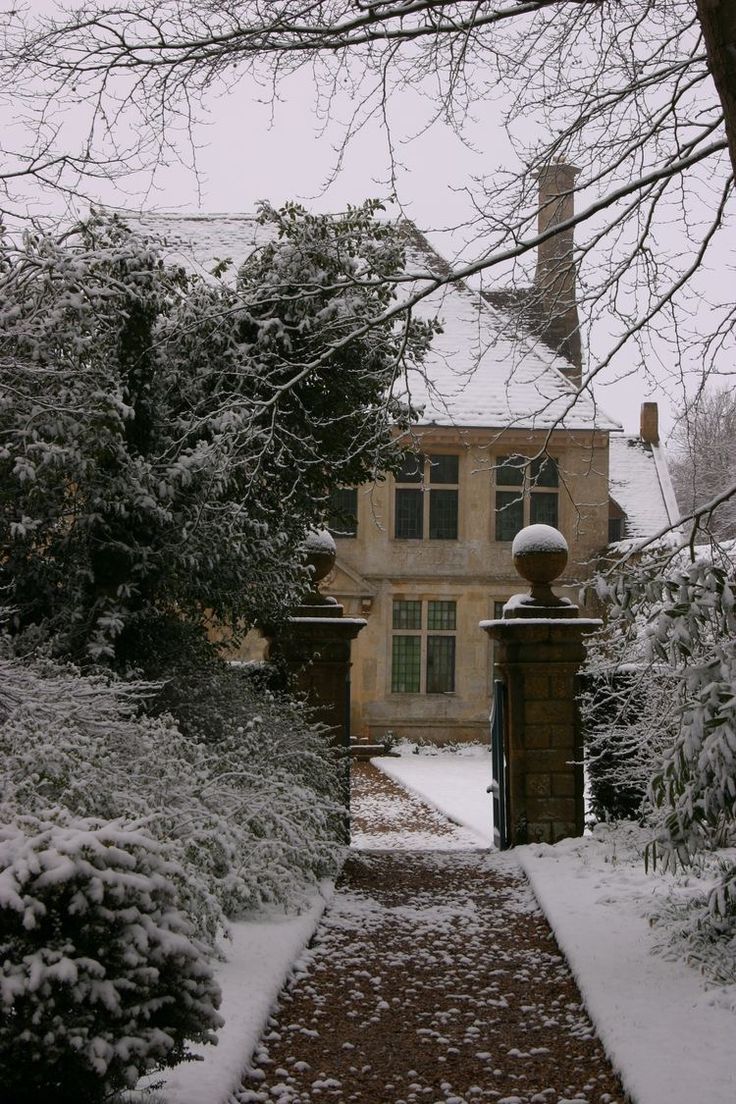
<box><xmin>118</xmin><ymin>211</ymin><xmax>272</xmax><ymax>272</ymax></box>
<box><xmin>116</xmin><ymin>210</ymin><xmax>620</xmax><ymax>433</ymax></box>
<box><xmin>609</xmin><ymin>436</ymin><xmax>680</xmax><ymax>540</ymax></box>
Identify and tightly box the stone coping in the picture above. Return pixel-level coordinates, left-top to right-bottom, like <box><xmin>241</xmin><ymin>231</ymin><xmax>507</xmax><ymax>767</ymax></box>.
<box><xmin>288</xmin><ymin>616</ymin><xmax>368</xmax><ymax>626</ymax></box>
<box><xmin>479</xmin><ymin>617</ymin><xmax>603</xmax><ymax>629</ymax></box>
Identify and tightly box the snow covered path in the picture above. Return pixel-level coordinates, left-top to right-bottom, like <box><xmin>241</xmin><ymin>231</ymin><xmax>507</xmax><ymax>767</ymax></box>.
<box><xmin>371</xmin><ymin>744</ymin><xmax>494</xmax><ymax>846</ymax></box>
<box><xmin>235</xmin><ymin>853</ymin><xmax>624</xmax><ymax>1104</ymax></box>
<box><xmin>350</xmin><ymin>752</ymin><xmax>488</xmax><ymax>850</ymax></box>
<box><xmin>159</xmin><ymin>757</ymin><xmax>735</xmax><ymax>1104</ymax></box>
<box><xmin>234</xmin><ymin>766</ymin><xmax>625</xmax><ymax>1104</ymax></box>
<box><xmin>371</xmin><ymin>751</ymin><xmax>736</xmax><ymax>1104</ymax></box>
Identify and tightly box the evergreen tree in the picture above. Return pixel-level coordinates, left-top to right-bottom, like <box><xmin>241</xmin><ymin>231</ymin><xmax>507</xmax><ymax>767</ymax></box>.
<box><xmin>0</xmin><ymin>201</ymin><xmax>433</xmax><ymax>662</ymax></box>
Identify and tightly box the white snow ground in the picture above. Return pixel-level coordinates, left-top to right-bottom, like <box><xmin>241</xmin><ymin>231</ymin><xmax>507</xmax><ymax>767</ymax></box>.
<box><xmin>350</xmin><ymin>753</ymin><xmax>487</xmax><ymax>850</ymax></box>
<box><xmin>153</xmin><ymin>746</ymin><xmax>735</xmax><ymax>1104</ymax></box>
<box><xmin>376</xmin><ymin>742</ymin><xmax>494</xmax><ymax>846</ymax></box>
<box><xmin>518</xmin><ymin>833</ymin><xmax>736</xmax><ymax>1104</ymax></box>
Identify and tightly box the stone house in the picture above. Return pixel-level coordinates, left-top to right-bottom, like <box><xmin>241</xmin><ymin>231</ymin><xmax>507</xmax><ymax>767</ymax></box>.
<box><xmin>321</xmin><ymin>169</ymin><xmax>678</xmax><ymax>744</ymax></box>
<box><xmin>322</xmin><ymin>356</ymin><xmax>676</xmax><ymax>745</ymax></box>
<box><xmin>125</xmin><ymin>179</ymin><xmax>679</xmax><ymax>744</ymax></box>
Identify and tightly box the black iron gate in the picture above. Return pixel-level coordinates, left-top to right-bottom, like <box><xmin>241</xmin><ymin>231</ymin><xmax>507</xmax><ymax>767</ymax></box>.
<box><xmin>489</xmin><ymin>678</ymin><xmax>509</xmax><ymax>849</ymax></box>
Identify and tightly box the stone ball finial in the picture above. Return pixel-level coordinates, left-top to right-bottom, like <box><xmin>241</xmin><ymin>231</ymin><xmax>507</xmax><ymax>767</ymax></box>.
<box><xmin>512</xmin><ymin>524</ymin><xmax>568</xmax><ymax>593</ymax></box>
<box><xmin>303</xmin><ymin>527</ymin><xmax>337</xmax><ymax>586</ymax></box>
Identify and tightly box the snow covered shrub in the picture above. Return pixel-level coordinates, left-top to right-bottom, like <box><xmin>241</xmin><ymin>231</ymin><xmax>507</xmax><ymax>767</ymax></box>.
<box><xmin>580</xmin><ymin>660</ymin><xmax>680</xmax><ymax>823</ymax></box>
<box><xmin>649</xmin><ymin>873</ymin><xmax>736</xmax><ymax>994</ymax></box>
<box><xmin>135</xmin><ymin>629</ymin><xmax>346</xmax><ymax>911</ymax></box>
<box><xmin>0</xmin><ymin>813</ymin><xmax>221</xmax><ymax>1104</ymax></box>
<box><xmin>0</xmin><ymin>648</ymin><xmax>344</xmax><ymax>940</ymax></box>
<box><xmin>588</xmin><ymin>545</ymin><xmax>736</xmax><ymax>920</ymax></box>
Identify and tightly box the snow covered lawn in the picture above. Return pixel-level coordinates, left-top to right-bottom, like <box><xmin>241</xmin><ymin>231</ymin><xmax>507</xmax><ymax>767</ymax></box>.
<box><xmin>373</xmin><ymin>747</ymin><xmax>736</xmax><ymax>1104</ymax></box>
<box><xmin>376</xmin><ymin>742</ymin><xmax>493</xmax><ymax>846</ymax></box>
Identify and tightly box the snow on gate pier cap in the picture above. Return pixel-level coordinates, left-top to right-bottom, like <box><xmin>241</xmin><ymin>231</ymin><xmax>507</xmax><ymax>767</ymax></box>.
<box><xmin>511</xmin><ymin>524</ymin><xmax>569</xmax><ymax>558</ymax></box>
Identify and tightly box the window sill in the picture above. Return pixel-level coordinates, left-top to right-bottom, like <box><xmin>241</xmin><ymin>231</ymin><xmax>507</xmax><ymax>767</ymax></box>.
<box><xmin>388</xmin><ymin>692</ymin><xmax>457</xmax><ymax>697</ymax></box>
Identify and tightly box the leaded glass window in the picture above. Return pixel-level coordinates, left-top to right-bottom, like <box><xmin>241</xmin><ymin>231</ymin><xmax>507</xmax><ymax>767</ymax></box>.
<box><xmin>327</xmin><ymin>487</ymin><xmax>358</xmax><ymax>537</ymax></box>
<box><xmin>391</xmin><ymin>599</ymin><xmax>457</xmax><ymax>694</ymax></box>
<box><xmin>394</xmin><ymin>452</ymin><xmax>459</xmax><ymax>540</ymax></box>
<box><xmin>429</xmin><ymin>454</ymin><xmax>459</xmax><ymax>485</ymax></box>
<box><xmin>530</xmin><ymin>491</ymin><xmax>558</xmax><ymax>527</ymax></box>
<box><xmin>396</xmin><ymin>452</ymin><xmax>423</xmax><ymax>483</ymax></box>
<box><xmin>393</xmin><ymin>599</ymin><xmax>422</xmax><ymax>630</ymax></box>
<box><xmin>391</xmin><ymin>636</ymin><xmax>421</xmax><ymax>693</ymax></box>
<box><xmin>427</xmin><ymin>600</ymin><xmax>456</xmax><ymax>631</ymax></box>
<box><xmin>494</xmin><ymin>454</ymin><xmax>561</xmax><ymax>541</ymax></box>
<box><xmin>531</xmin><ymin>456</ymin><xmax>559</xmax><ymax>487</ymax></box>
<box><xmin>395</xmin><ymin>487</ymin><xmax>423</xmax><ymax>539</ymax></box>
<box><xmin>496</xmin><ymin>455</ymin><xmax>525</xmax><ymax>486</ymax></box>
<box><xmin>495</xmin><ymin>491</ymin><xmax>525</xmax><ymax>542</ymax></box>
<box><xmin>429</xmin><ymin>488</ymin><xmax>458</xmax><ymax>539</ymax></box>
<box><xmin>426</xmin><ymin>636</ymin><xmax>456</xmax><ymax>693</ymax></box>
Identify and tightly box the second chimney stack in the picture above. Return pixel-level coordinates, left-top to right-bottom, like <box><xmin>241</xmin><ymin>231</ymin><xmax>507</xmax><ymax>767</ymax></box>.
<box><xmin>640</xmin><ymin>402</ymin><xmax>659</xmax><ymax>444</ymax></box>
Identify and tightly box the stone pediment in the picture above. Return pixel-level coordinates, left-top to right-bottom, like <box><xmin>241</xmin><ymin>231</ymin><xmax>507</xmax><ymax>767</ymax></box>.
<box><xmin>321</xmin><ymin>557</ymin><xmax>376</xmax><ymax>600</ymax></box>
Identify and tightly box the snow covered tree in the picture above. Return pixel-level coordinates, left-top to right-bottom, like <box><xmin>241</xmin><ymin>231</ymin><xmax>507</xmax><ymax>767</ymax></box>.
<box><xmin>1</xmin><ymin>2</ymin><xmax>734</xmax><ymax>534</ymax></box>
<box><xmin>0</xmin><ymin>202</ymin><xmax>387</xmax><ymax>1099</ymax></box>
<box><xmin>0</xmin><ymin>202</ymin><xmax>432</xmax><ymax>662</ymax></box>
<box><xmin>669</xmin><ymin>386</ymin><xmax>736</xmax><ymax>541</ymax></box>
<box><xmin>2</xmin><ymin>2</ymin><xmax>734</xmax><ymax>574</ymax></box>
<box><xmin>588</xmin><ymin>545</ymin><xmax>736</xmax><ymax>922</ymax></box>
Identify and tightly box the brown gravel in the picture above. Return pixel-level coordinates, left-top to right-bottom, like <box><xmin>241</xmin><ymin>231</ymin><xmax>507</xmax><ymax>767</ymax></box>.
<box><xmin>235</xmin><ymin>764</ymin><xmax>628</xmax><ymax>1104</ymax></box>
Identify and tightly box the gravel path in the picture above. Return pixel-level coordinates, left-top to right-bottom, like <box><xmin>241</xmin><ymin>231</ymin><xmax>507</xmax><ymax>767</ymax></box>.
<box><xmin>234</xmin><ymin>765</ymin><xmax>628</xmax><ymax>1104</ymax></box>
<box><xmin>350</xmin><ymin>758</ymin><xmax>485</xmax><ymax>850</ymax></box>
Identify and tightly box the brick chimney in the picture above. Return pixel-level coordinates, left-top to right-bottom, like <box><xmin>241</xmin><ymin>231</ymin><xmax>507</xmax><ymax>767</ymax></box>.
<box><xmin>640</xmin><ymin>401</ymin><xmax>659</xmax><ymax>444</ymax></box>
<box><xmin>535</xmin><ymin>162</ymin><xmax>582</xmax><ymax>385</ymax></box>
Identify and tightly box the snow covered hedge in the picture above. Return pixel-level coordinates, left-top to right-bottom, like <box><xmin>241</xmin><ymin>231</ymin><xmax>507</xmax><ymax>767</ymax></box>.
<box><xmin>0</xmin><ymin>648</ymin><xmax>344</xmax><ymax>1096</ymax></box>
<box><xmin>0</xmin><ymin>813</ymin><xmax>221</xmax><ymax>1104</ymax></box>
<box><xmin>585</xmin><ymin>546</ymin><xmax>736</xmax><ymax>929</ymax></box>
<box><xmin>0</xmin><ymin>652</ymin><xmax>344</xmax><ymax>942</ymax></box>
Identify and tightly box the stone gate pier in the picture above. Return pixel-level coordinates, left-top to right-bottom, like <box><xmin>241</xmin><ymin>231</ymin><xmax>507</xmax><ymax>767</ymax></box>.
<box><xmin>263</xmin><ymin>530</ymin><xmax>366</xmax><ymax>839</ymax></box>
<box><xmin>480</xmin><ymin>524</ymin><xmax>601</xmax><ymax>846</ymax></box>
<box><xmin>265</xmin><ymin>529</ymin><xmax>366</xmax><ymax>749</ymax></box>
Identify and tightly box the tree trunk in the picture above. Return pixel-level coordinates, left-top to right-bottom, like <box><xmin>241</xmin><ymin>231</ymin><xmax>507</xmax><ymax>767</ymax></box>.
<box><xmin>696</xmin><ymin>0</ymin><xmax>736</xmax><ymax>179</ymax></box>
